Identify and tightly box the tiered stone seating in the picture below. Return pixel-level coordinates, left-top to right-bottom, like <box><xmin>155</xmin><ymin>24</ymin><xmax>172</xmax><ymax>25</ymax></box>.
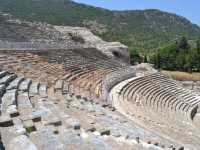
<box><xmin>6</xmin><ymin>77</ymin><xmax>24</xmax><ymax>90</ymax></box>
<box><xmin>47</xmin><ymin>49</ymin><xmax>125</xmax><ymax>70</ymax></box>
<box><xmin>71</xmin><ymin>69</ymin><xmax>114</xmax><ymax>99</ymax></box>
<box><xmin>0</xmin><ymin>53</ymin><xmax>66</xmax><ymax>86</ymax></box>
<box><xmin>0</xmin><ymin>48</ymin><xmax>127</xmax><ymax>102</ymax></box>
<box><xmin>118</xmin><ymin>73</ymin><xmax>200</xmax><ymax>124</ymax></box>
<box><xmin>0</xmin><ymin>74</ymin><xmax>17</xmax><ymax>85</ymax></box>
<box><xmin>59</xmin><ymin>91</ymin><xmax>183</xmax><ymax>150</ymax></box>
<box><xmin>0</xmin><ymin>71</ymin><xmax>47</xmax><ymax>149</ymax></box>
<box><xmin>41</xmin><ymin>49</ymin><xmax>125</xmax><ymax>100</ymax></box>
<box><xmin>1</xmin><ymin>48</ymin><xmax>200</xmax><ymax>149</ymax></box>
<box><xmin>0</xmin><ymin>70</ymin><xmax>179</xmax><ymax>150</ymax></box>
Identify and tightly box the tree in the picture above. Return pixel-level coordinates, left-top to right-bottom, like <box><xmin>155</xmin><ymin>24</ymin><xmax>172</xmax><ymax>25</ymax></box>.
<box><xmin>150</xmin><ymin>37</ymin><xmax>196</xmax><ymax>72</ymax></box>
<box><xmin>130</xmin><ymin>49</ymin><xmax>141</xmax><ymax>64</ymax></box>
<box><xmin>178</xmin><ymin>36</ymin><xmax>190</xmax><ymax>50</ymax></box>
<box><xmin>156</xmin><ymin>53</ymin><xmax>161</xmax><ymax>69</ymax></box>
<box><xmin>153</xmin><ymin>50</ymin><xmax>161</xmax><ymax>69</ymax></box>
<box><xmin>144</xmin><ymin>55</ymin><xmax>148</xmax><ymax>63</ymax></box>
<box><xmin>197</xmin><ymin>37</ymin><xmax>200</xmax><ymax>54</ymax></box>
<box><xmin>185</xmin><ymin>52</ymin><xmax>194</xmax><ymax>72</ymax></box>
<box><xmin>196</xmin><ymin>38</ymin><xmax>200</xmax><ymax>71</ymax></box>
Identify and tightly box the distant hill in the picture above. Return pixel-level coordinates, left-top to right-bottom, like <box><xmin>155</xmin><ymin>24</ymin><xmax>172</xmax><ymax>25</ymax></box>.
<box><xmin>0</xmin><ymin>0</ymin><xmax>200</xmax><ymax>56</ymax></box>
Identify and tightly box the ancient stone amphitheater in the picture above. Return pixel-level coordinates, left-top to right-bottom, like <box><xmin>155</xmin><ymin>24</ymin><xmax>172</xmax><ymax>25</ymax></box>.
<box><xmin>0</xmin><ymin>13</ymin><xmax>200</xmax><ymax>150</ymax></box>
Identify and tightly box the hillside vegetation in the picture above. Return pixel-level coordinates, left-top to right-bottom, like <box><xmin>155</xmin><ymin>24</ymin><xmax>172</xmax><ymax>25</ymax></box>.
<box><xmin>151</xmin><ymin>37</ymin><xmax>200</xmax><ymax>72</ymax></box>
<box><xmin>162</xmin><ymin>70</ymin><xmax>200</xmax><ymax>81</ymax></box>
<box><xmin>0</xmin><ymin>0</ymin><xmax>200</xmax><ymax>60</ymax></box>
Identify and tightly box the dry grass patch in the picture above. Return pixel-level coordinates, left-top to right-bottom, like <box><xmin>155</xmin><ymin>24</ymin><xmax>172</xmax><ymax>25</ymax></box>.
<box><xmin>161</xmin><ymin>70</ymin><xmax>200</xmax><ymax>81</ymax></box>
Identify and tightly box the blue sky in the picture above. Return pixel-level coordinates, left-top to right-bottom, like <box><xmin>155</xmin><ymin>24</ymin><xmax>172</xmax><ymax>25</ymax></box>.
<box><xmin>74</xmin><ymin>0</ymin><xmax>200</xmax><ymax>26</ymax></box>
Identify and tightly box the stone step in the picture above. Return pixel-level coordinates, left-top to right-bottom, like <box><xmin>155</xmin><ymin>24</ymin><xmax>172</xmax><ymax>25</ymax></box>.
<box><xmin>62</xmin><ymin>81</ymin><xmax>69</xmax><ymax>94</ymax></box>
<box><xmin>17</xmin><ymin>92</ymin><xmax>32</xmax><ymax>111</ymax></box>
<box><xmin>0</xmin><ymin>84</ymin><xmax>6</xmax><ymax>97</ymax></box>
<box><xmin>0</xmin><ymin>115</ymin><xmax>14</xmax><ymax>127</ymax></box>
<box><xmin>54</xmin><ymin>80</ymin><xmax>63</xmax><ymax>93</ymax></box>
<box><xmin>39</xmin><ymin>84</ymin><xmax>47</xmax><ymax>97</ymax></box>
<box><xmin>8</xmin><ymin>135</ymin><xmax>37</xmax><ymax>150</ymax></box>
<box><xmin>0</xmin><ymin>117</ymin><xmax>26</xmax><ymax>149</ymax></box>
<box><xmin>19</xmin><ymin>79</ymin><xmax>32</xmax><ymax>92</ymax></box>
<box><xmin>23</xmin><ymin>119</ymin><xmax>36</xmax><ymax>134</ymax></box>
<box><xmin>64</xmin><ymin>118</ymin><xmax>81</xmax><ymax>130</ymax></box>
<box><xmin>0</xmin><ymin>71</ymin><xmax>7</xmax><ymax>78</ymax></box>
<box><xmin>29</xmin><ymin>82</ymin><xmax>40</xmax><ymax>96</ymax></box>
<box><xmin>0</xmin><ymin>74</ymin><xmax>17</xmax><ymax>85</ymax></box>
<box><xmin>6</xmin><ymin>77</ymin><xmax>24</xmax><ymax>90</ymax></box>
<box><xmin>30</xmin><ymin>126</ymin><xmax>63</xmax><ymax>150</ymax></box>
<box><xmin>1</xmin><ymin>89</ymin><xmax>17</xmax><ymax>115</ymax></box>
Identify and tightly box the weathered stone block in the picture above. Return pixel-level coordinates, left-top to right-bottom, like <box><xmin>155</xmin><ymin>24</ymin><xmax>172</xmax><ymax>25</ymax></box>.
<box><xmin>17</xmin><ymin>92</ymin><xmax>32</xmax><ymax>110</ymax></box>
<box><xmin>6</xmin><ymin>77</ymin><xmax>24</xmax><ymax>90</ymax></box>
<box><xmin>47</xmin><ymin>120</ymin><xmax>62</xmax><ymax>127</ymax></box>
<box><xmin>100</xmin><ymin>129</ymin><xmax>110</xmax><ymax>136</ymax></box>
<box><xmin>0</xmin><ymin>115</ymin><xmax>14</xmax><ymax>127</ymax></box>
<box><xmin>66</xmin><ymin>118</ymin><xmax>81</xmax><ymax>130</ymax></box>
<box><xmin>30</xmin><ymin>128</ymin><xmax>63</xmax><ymax>150</ymax></box>
<box><xmin>0</xmin><ymin>74</ymin><xmax>17</xmax><ymax>85</ymax></box>
<box><xmin>1</xmin><ymin>89</ymin><xmax>17</xmax><ymax>113</ymax></box>
<box><xmin>19</xmin><ymin>79</ymin><xmax>32</xmax><ymax>92</ymax></box>
<box><xmin>7</xmin><ymin>105</ymin><xmax>20</xmax><ymax>118</ymax></box>
<box><xmin>54</xmin><ymin>80</ymin><xmax>63</xmax><ymax>92</ymax></box>
<box><xmin>85</xmin><ymin>127</ymin><xmax>96</xmax><ymax>132</ymax></box>
<box><xmin>8</xmin><ymin>135</ymin><xmax>37</xmax><ymax>150</ymax></box>
<box><xmin>32</xmin><ymin>116</ymin><xmax>41</xmax><ymax>123</ymax></box>
<box><xmin>39</xmin><ymin>84</ymin><xmax>47</xmax><ymax>97</ymax></box>
<box><xmin>0</xmin><ymin>71</ymin><xmax>7</xmax><ymax>78</ymax></box>
<box><xmin>29</xmin><ymin>82</ymin><xmax>40</xmax><ymax>96</ymax></box>
<box><xmin>0</xmin><ymin>84</ymin><xmax>6</xmax><ymax>97</ymax></box>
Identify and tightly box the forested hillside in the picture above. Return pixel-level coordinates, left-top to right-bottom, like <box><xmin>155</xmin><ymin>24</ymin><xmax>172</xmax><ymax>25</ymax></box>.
<box><xmin>0</xmin><ymin>0</ymin><xmax>200</xmax><ymax>61</ymax></box>
<box><xmin>151</xmin><ymin>37</ymin><xmax>200</xmax><ymax>72</ymax></box>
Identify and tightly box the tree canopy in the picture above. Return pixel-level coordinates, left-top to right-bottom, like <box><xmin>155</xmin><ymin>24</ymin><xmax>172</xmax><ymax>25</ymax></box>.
<box><xmin>150</xmin><ymin>37</ymin><xmax>200</xmax><ymax>72</ymax></box>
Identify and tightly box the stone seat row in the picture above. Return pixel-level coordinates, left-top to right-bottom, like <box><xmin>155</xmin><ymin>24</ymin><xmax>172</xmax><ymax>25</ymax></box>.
<box><xmin>0</xmin><ymin>70</ymin><xmax>48</xmax><ymax>117</ymax></box>
<box><xmin>61</xmin><ymin>68</ymin><xmax>116</xmax><ymax>100</ymax></box>
<box><xmin>47</xmin><ymin>49</ymin><xmax>125</xmax><ymax>69</ymax></box>
<box><xmin>60</xmin><ymin>90</ymin><xmax>182</xmax><ymax>150</ymax></box>
<box><xmin>0</xmin><ymin>71</ymin><xmax>65</xmax><ymax>150</ymax></box>
<box><xmin>119</xmin><ymin>73</ymin><xmax>200</xmax><ymax>122</ymax></box>
<box><xmin>0</xmin><ymin>70</ymin><xmax>168</xmax><ymax>150</ymax></box>
<box><xmin>0</xmin><ymin>53</ymin><xmax>67</xmax><ymax>85</ymax></box>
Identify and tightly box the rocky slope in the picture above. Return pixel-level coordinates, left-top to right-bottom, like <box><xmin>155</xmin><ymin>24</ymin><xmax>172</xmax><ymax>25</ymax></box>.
<box><xmin>0</xmin><ymin>12</ymin><xmax>129</xmax><ymax>63</ymax></box>
<box><xmin>1</xmin><ymin>11</ymin><xmax>200</xmax><ymax>150</ymax></box>
<box><xmin>0</xmin><ymin>0</ymin><xmax>200</xmax><ymax>54</ymax></box>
